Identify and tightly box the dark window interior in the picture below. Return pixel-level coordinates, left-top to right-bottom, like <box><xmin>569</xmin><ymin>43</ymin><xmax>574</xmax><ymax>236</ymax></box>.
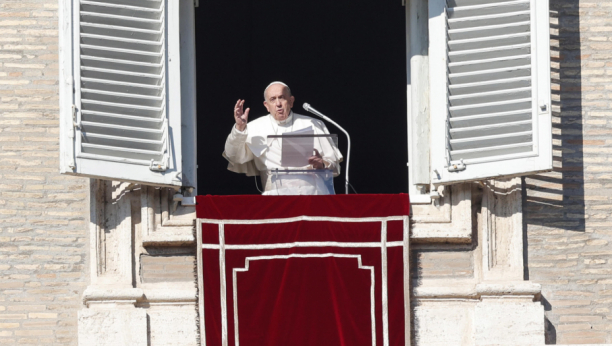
<box><xmin>195</xmin><ymin>0</ymin><xmax>407</xmax><ymax>195</ymax></box>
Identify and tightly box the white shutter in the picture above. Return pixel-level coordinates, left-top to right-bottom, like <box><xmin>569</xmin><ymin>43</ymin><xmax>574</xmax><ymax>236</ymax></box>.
<box><xmin>59</xmin><ymin>0</ymin><xmax>188</xmax><ymax>187</ymax></box>
<box><xmin>429</xmin><ymin>0</ymin><xmax>551</xmax><ymax>184</ymax></box>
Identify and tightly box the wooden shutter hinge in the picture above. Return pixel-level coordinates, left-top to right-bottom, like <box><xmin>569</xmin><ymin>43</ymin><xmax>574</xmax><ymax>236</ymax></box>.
<box><xmin>447</xmin><ymin>159</ymin><xmax>466</xmax><ymax>172</ymax></box>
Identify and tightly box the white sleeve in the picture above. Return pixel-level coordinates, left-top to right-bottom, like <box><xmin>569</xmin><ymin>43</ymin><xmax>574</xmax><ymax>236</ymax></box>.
<box><xmin>224</xmin><ymin>125</ymin><xmax>254</xmax><ymax>164</ymax></box>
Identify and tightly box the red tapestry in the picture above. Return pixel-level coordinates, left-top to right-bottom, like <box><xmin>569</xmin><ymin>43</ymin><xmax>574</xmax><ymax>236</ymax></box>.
<box><xmin>196</xmin><ymin>194</ymin><xmax>410</xmax><ymax>346</ymax></box>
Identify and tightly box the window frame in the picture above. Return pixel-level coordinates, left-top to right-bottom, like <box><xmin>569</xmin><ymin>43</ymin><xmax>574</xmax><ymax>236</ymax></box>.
<box><xmin>58</xmin><ymin>0</ymin><xmax>197</xmax><ymax>189</ymax></box>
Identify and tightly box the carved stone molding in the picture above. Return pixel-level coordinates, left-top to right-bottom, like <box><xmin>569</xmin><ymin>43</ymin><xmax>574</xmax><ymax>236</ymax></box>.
<box><xmin>481</xmin><ymin>178</ymin><xmax>524</xmax><ymax>282</ymax></box>
<box><xmin>141</xmin><ymin>185</ymin><xmax>196</xmax><ymax>246</ymax></box>
<box><xmin>89</xmin><ymin>180</ymin><xmax>139</xmax><ymax>287</ymax></box>
<box><xmin>410</xmin><ymin>183</ymin><xmax>472</xmax><ymax>243</ymax></box>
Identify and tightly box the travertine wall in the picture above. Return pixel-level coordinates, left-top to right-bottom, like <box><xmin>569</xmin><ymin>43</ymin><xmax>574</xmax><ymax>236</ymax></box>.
<box><xmin>525</xmin><ymin>0</ymin><xmax>612</xmax><ymax>344</ymax></box>
<box><xmin>140</xmin><ymin>254</ymin><xmax>196</xmax><ymax>284</ymax></box>
<box><xmin>0</xmin><ymin>0</ymin><xmax>89</xmax><ymax>345</ymax></box>
<box><xmin>411</xmin><ymin>246</ymin><xmax>474</xmax><ymax>280</ymax></box>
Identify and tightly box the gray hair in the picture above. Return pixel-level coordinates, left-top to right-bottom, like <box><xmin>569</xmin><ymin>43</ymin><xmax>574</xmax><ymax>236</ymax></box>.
<box><xmin>263</xmin><ymin>81</ymin><xmax>292</xmax><ymax>100</ymax></box>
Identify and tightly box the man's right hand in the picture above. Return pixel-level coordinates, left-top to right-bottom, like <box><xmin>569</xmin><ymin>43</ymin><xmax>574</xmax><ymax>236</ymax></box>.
<box><xmin>234</xmin><ymin>99</ymin><xmax>250</xmax><ymax>132</ymax></box>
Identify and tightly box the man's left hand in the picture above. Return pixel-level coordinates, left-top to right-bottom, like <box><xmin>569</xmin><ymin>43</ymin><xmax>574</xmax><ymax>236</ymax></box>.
<box><xmin>308</xmin><ymin>149</ymin><xmax>325</xmax><ymax>169</ymax></box>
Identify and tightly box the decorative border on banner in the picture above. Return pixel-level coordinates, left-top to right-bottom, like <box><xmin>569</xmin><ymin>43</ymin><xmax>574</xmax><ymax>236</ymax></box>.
<box><xmin>196</xmin><ymin>215</ymin><xmax>410</xmax><ymax>346</ymax></box>
<box><xmin>198</xmin><ymin>215</ymin><xmax>406</xmax><ymax>225</ymax></box>
<box><xmin>201</xmin><ymin>241</ymin><xmax>404</xmax><ymax>250</ymax></box>
<box><xmin>232</xmin><ymin>254</ymin><xmax>376</xmax><ymax>346</ymax></box>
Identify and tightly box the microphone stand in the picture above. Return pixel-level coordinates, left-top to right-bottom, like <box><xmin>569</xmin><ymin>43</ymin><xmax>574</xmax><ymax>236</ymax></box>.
<box><xmin>303</xmin><ymin>103</ymin><xmax>351</xmax><ymax>194</ymax></box>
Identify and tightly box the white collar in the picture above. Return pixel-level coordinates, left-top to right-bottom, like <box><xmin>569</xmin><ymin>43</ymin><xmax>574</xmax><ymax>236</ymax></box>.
<box><xmin>270</xmin><ymin>111</ymin><xmax>294</xmax><ymax>125</ymax></box>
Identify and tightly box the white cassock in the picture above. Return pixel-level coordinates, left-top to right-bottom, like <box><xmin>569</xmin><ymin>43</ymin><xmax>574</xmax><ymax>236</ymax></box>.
<box><xmin>223</xmin><ymin>111</ymin><xmax>343</xmax><ymax>195</ymax></box>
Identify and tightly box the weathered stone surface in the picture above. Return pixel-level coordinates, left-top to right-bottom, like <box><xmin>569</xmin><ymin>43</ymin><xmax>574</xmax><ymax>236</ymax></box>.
<box><xmin>474</xmin><ymin>299</ymin><xmax>545</xmax><ymax>346</ymax></box>
<box><xmin>414</xmin><ymin>302</ymin><xmax>474</xmax><ymax>345</ymax></box>
<box><xmin>77</xmin><ymin>308</ymin><xmax>147</xmax><ymax>346</ymax></box>
<box><xmin>147</xmin><ymin>304</ymin><xmax>198</xmax><ymax>346</ymax></box>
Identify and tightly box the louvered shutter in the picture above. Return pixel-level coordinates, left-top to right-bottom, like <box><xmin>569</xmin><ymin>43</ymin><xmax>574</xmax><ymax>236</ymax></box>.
<box><xmin>59</xmin><ymin>0</ymin><xmax>188</xmax><ymax>187</ymax></box>
<box><xmin>428</xmin><ymin>0</ymin><xmax>551</xmax><ymax>184</ymax></box>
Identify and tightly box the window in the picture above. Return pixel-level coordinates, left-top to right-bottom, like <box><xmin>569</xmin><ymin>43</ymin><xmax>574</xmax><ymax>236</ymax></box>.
<box><xmin>59</xmin><ymin>0</ymin><xmax>551</xmax><ymax>198</ymax></box>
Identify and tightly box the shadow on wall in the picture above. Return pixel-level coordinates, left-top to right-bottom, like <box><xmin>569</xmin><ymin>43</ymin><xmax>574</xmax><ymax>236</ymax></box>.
<box><xmin>523</xmin><ymin>0</ymin><xmax>585</xmax><ymax>234</ymax></box>
<box><xmin>523</xmin><ymin>1</ymin><xmax>582</xmax><ymax>344</ymax></box>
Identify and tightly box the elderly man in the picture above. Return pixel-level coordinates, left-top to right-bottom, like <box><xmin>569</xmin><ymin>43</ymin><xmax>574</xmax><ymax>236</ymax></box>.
<box><xmin>223</xmin><ymin>82</ymin><xmax>342</xmax><ymax>195</ymax></box>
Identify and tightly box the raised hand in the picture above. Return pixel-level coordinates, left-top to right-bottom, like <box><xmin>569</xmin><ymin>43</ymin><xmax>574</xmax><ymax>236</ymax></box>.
<box><xmin>234</xmin><ymin>99</ymin><xmax>250</xmax><ymax>132</ymax></box>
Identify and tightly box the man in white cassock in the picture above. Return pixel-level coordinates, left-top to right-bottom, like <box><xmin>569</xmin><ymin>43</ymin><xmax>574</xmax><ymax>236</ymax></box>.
<box><xmin>223</xmin><ymin>82</ymin><xmax>343</xmax><ymax>195</ymax></box>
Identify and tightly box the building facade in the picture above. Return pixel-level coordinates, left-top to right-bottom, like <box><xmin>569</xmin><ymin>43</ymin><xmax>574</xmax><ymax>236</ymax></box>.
<box><xmin>0</xmin><ymin>0</ymin><xmax>610</xmax><ymax>345</ymax></box>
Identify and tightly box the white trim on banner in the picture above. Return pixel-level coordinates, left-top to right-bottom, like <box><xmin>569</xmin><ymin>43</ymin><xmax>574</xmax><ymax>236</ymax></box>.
<box><xmin>232</xmin><ymin>254</ymin><xmax>376</xmax><ymax>346</ymax></box>
<box><xmin>198</xmin><ymin>215</ymin><xmax>405</xmax><ymax>225</ymax></box>
<box><xmin>201</xmin><ymin>241</ymin><xmax>405</xmax><ymax>250</ymax></box>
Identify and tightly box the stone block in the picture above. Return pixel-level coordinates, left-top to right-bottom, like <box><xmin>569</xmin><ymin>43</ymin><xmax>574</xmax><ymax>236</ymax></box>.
<box><xmin>78</xmin><ymin>308</ymin><xmax>147</xmax><ymax>346</ymax></box>
<box><xmin>147</xmin><ymin>304</ymin><xmax>197</xmax><ymax>346</ymax></box>
<box><xmin>474</xmin><ymin>299</ymin><xmax>544</xmax><ymax>346</ymax></box>
<box><xmin>414</xmin><ymin>302</ymin><xmax>474</xmax><ymax>345</ymax></box>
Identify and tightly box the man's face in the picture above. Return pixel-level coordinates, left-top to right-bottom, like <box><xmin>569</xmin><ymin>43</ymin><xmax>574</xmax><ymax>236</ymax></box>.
<box><xmin>263</xmin><ymin>84</ymin><xmax>295</xmax><ymax>121</ymax></box>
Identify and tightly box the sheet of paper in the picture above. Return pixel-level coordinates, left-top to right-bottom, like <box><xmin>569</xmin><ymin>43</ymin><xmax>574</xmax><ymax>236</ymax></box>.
<box><xmin>281</xmin><ymin>126</ymin><xmax>314</xmax><ymax>167</ymax></box>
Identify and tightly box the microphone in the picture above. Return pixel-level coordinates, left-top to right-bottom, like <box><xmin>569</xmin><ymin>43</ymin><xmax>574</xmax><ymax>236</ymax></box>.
<box><xmin>303</xmin><ymin>103</ymin><xmax>352</xmax><ymax>194</ymax></box>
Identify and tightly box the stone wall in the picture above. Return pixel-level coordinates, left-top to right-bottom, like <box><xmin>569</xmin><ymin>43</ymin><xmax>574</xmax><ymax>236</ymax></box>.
<box><xmin>140</xmin><ymin>254</ymin><xmax>196</xmax><ymax>284</ymax></box>
<box><xmin>525</xmin><ymin>0</ymin><xmax>612</xmax><ymax>344</ymax></box>
<box><xmin>0</xmin><ymin>0</ymin><xmax>90</xmax><ymax>345</ymax></box>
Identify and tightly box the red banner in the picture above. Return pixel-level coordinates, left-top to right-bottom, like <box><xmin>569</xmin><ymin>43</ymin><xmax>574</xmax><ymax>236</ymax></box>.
<box><xmin>197</xmin><ymin>195</ymin><xmax>410</xmax><ymax>346</ymax></box>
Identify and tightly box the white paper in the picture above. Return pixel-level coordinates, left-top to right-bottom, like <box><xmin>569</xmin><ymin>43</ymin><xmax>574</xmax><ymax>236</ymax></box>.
<box><xmin>281</xmin><ymin>126</ymin><xmax>314</xmax><ymax>167</ymax></box>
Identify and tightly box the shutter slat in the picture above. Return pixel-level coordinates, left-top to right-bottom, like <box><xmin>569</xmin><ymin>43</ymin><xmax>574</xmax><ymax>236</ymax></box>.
<box><xmin>88</xmin><ymin>0</ymin><xmax>161</xmax><ymax>10</ymax></box>
<box><xmin>81</xmin><ymin>77</ymin><xmax>162</xmax><ymax>95</ymax></box>
<box><xmin>82</xmin><ymin>125</ymin><xmax>163</xmax><ymax>142</ymax></box>
<box><xmin>449</xmin><ymin>65</ymin><xmax>531</xmax><ymax>85</ymax></box>
<box><xmin>448</xmin><ymin>21</ymin><xmax>530</xmax><ymax>40</ymax></box>
<box><xmin>81</xmin><ymin>0</ymin><xmax>162</xmax><ymax>19</ymax></box>
<box><xmin>447</xmin><ymin>11</ymin><xmax>530</xmax><ymax>30</ymax></box>
<box><xmin>81</xmin><ymin>55</ymin><xmax>163</xmax><ymax>75</ymax></box>
<box><xmin>81</xmin><ymin>143</ymin><xmax>164</xmax><ymax>161</ymax></box>
<box><xmin>449</xmin><ymin>32</ymin><xmax>530</xmax><ymax>52</ymax></box>
<box><xmin>449</xmin><ymin>76</ymin><xmax>531</xmax><ymax>96</ymax></box>
<box><xmin>81</xmin><ymin>22</ymin><xmax>161</xmax><ymax>41</ymax></box>
<box><xmin>450</xmin><ymin>120</ymin><xmax>532</xmax><ymax>139</ymax></box>
<box><xmin>81</xmin><ymin>99</ymin><xmax>164</xmax><ymax>118</ymax></box>
<box><xmin>450</xmin><ymin>142</ymin><xmax>533</xmax><ymax>161</ymax></box>
<box><xmin>448</xmin><ymin>0</ymin><xmax>529</xmax><ymax>18</ymax></box>
<box><xmin>449</xmin><ymin>97</ymin><xmax>531</xmax><ymax>117</ymax></box>
<box><xmin>81</xmin><ymin>99</ymin><xmax>164</xmax><ymax>112</ymax></box>
<box><xmin>82</xmin><ymin>88</ymin><xmax>164</xmax><ymax>100</ymax></box>
<box><xmin>81</xmin><ymin>120</ymin><xmax>163</xmax><ymax>135</ymax></box>
<box><xmin>449</xmin><ymin>87</ymin><xmax>531</xmax><ymax>107</ymax></box>
<box><xmin>449</xmin><ymin>55</ymin><xmax>531</xmax><ymax>74</ymax></box>
<box><xmin>450</xmin><ymin>131</ymin><xmax>532</xmax><ymax>151</ymax></box>
<box><xmin>81</xmin><ymin>33</ymin><xmax>162</xmax><ymax>52</ymax></box>
<box><xmin>81</xmin><ymin>110</ymin><xmax>163</xmax><ymax>129</ymax></box>
<box><xmin>81</xmin><ymin>89</ymin><xmax>164</xmax><ymax>107</ymax></box>
<box><xmin>448</xmin><ymin>43</ymin><xmax>530</xmax><ymax>63</ymax></box>
<box><xmin>81</xmin><ymin>45</ymin><xmax>161</xmax><ymax>63</ymax></box>
<box><xmin>80</xmin><ymin>12</ymin><xmax>162</xmax><ymax>31</ymax></box>
<box><xmin>449</xmin><ymin>108</ymin><xmax>531</xmax><ymax>125</ymax></box>
<box><xmin>81</xmin><ymin>66</ymin><xmax>162</xmax><ymax>85</ymax></box>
